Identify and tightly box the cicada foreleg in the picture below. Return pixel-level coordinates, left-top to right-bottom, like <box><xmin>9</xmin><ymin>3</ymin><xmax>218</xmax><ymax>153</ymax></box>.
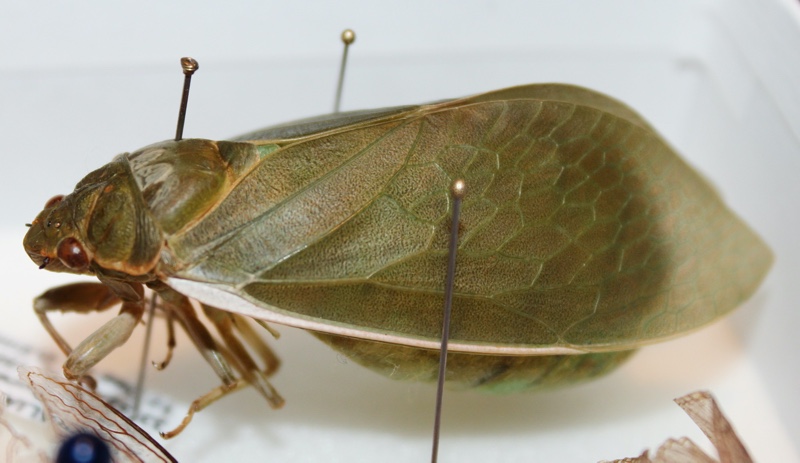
<box><xmin>33</xmin><ymin>281</ymin><xmax>145</xmax><ymax>386</ymax></box>
<box><xmin>34</xmin><ymin>282</ymin><xmax>121</xmax><ymax>356</ymax></box>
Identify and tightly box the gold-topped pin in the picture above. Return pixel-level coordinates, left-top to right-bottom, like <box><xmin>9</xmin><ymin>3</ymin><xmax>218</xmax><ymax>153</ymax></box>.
<box><xmin>341</xmin><ymin>29</ymin><xmax>356</xmax><ymax>45</ymax></box>
<box><xmin>450</xmin><ymin>178</ymin><xmax>466</xmax><ymax>199</ymax></box>
<box><xmin>175</xmin><ymin>57</ymin><xmax>199</xmax><ymax>141</ymax></box>
<box><xmin>333</xmin><ymin>29</ymin><xmax>356</xmax><ymax>113</ymax></box>
<box><xmin>431</xmin><ymin>178</ymin><xmax>466</xmax><ymax>463</ymax></box>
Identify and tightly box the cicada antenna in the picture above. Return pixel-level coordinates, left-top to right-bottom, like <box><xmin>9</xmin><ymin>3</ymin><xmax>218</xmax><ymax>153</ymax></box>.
<box><xmin>431</xmin><ymin>179</ymin><xmax>466</xmax><ymax>463</ymax></box>
<box><xmin>333</xmin><ymin>29</ymin><xmax>356</xmax><ymax>113</ymax></box>
<box><xmin>175</xmin><ymin>57</ymin><xmax>199</xmax><ymax>141</ymax></box>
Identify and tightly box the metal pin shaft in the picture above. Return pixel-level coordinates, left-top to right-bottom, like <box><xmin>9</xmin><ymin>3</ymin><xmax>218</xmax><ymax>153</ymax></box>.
<box><xmin>333</xmin><ymin>29</ymin><xmax>356</xmax><ymax>113</ymax></box>
<box><xmin>132</xmin><ymin>293</ymin><xmax>158</xmax><ymax>419</ymax></box>
<box><xmin>431</xmin><ymin>179</ymin><xmax>466</xmax><ymax>463</ymax></box>
<box><xmin>175</xmin><ymin>57</ymin><xmax>199</xmax><ymax>141</ymax></box>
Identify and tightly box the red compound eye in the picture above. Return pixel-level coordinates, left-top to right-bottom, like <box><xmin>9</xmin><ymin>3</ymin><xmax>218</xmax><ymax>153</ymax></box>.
<box><xmin>44</xmin><ymin>195</ymin><xmax>65</xmax><ymax>209</ymax></box>
<box><xmin>57</xmin><ymin>237</ymin><xmax>90</xmax><ymax>271</ymax></box>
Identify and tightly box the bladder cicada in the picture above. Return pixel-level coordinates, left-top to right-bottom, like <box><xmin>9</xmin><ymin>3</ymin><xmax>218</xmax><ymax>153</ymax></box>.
<box><xmin>22</xmin><ymin>83</ymin><xmax>772</xmax><ymax>435</ymax></box>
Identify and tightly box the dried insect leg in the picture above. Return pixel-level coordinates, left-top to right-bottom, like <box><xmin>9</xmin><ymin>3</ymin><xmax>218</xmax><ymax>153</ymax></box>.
<box><xmin>201</xmin><ymin>304</ymin><xmax>283</xmax><ymax>405</ymax></box>
<box><xmin>149</xmin><ymin>283</ymin><xmax>239</xmax><ymax>386</ymax></box>
<box><xmin>34</xmin><ymin>281</ymin><xmax>144</xmax><ymax>384</ymax></box>
<box><xmin>33</xmin><ymin>282</ymin><xmax>121</xmax><ymax>357</ymax></box>
<box><xmin>151</xmin><ymin>308</ymin><xmax>176</xmax><ymax>371</ymax></box>
<box><xmin>150</xmin><ymin>283</ymin><xmax>282</xmax><ymax>437</ymax></box>
<box><xmin>234</xmin><ymin>317</ymin><xmax>281</xmax><ymax>374</ymax></box>
<box><xmin>159</xmin><ymin>377</ymin><xmax>250</xmax><ymax>439</ymax></box>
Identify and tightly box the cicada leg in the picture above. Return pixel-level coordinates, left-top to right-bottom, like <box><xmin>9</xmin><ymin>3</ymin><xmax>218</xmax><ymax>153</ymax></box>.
<box><xmin>33</xmin><ymin>281</ymin><xmax>145</xmax><ymax>385</ymax></box>
<box><xmin>160</xmin><ymin>307</ymin><xmax>285</xmax><ymax>439</ymax></box>
<box><xmin>34</xmin><ymin>282</ymin><xmax>121</xmax><ymax>356</ymax></box>
<box><xmin>152</xmin><ymin>308</ymin><xmax>176</xmax><ymax>370</ymax></box>
<box><xmin>233</xmin><ymin>316</ymin><xmax>281</xmax><ymax>376</ymax></box>
<box><xmin>160</xmin><ymin>378</ymin><xmax>249</xmax><ymax>439</ymax></box>
<box><xmin>159</xmin><ymin>308</ymin><xmax>285</xmax><ymax>439</ymax></box>
<box><xmin>148</xmin><ymin>283</ymin><xmax>239</xmax><ymax>387</ymax></box>
<box><xmin>201</xmin><ymin>304</ymin><xmax>283</xmax><ymax>404</ymax></box>
<box><xmin>149</xmin><ymin>283</ymin><xmax>284</xmax><ymax>437</ymax></box>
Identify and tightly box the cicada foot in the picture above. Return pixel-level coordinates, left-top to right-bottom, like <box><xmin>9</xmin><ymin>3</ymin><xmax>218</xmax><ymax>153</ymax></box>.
<box><xmin>160</xmin><ymin>380</ymin><xmax>247</xmax><ymax>439</ymax></box>
<box><xmin>161</xmin><ymin>357</ymin><xmax>284</xmax><ymax>439</ymax></box>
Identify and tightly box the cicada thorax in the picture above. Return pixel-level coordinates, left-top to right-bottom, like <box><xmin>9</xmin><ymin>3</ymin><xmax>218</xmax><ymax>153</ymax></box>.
<box><xmin>123</xmin><ymin>139</ymin><xmax>282</xmax><ymax>273</ymax></box>
<box><xmin>23</xmin><ymin>138</ymin><xmax>278</xmax><ymax>279</ymax></box>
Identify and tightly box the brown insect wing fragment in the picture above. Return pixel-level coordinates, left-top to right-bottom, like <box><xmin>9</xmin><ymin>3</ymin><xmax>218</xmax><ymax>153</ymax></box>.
<box><xmin>651</xmin><ymin>437</ymin><xmax>719</xmax><ymax>463</ymax></box>
<box><xmin>0</xmin><ymin>395</ymin><xmax>49</xmax><ymax>463</ymax></box>
<box><xmin>674</xmin><ymin>391</ymin><xmax>753</xmax><ymax>463</ymax></box>
<box><xmin>602</xmin><ymin>391</ymin><xmax>752</xmax><ymax>463</ymax></box>
<box><xmin>20</xmin><ymin>366</ymin><xmax>176</xmax><ymax>463</ymax></box>
<box><xmin>602</xmin><ymin>450</ymin><xmax>653</xmax><ymax>463</ymax></box>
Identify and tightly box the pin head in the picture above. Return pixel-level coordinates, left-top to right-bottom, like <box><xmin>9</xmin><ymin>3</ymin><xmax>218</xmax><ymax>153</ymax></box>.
<box><xmin>180</xmin><ymin>57</ymin><xmax>199</xmax><ymax>75</ymax></box>
<box><xmin>56</xmin><ymin>432</ymin><xmax>111</xmax><ymax>463</ymax></box>
<box><xmin>341</xmin><ymin>29</ymin><xmax>356</xmax><ymax>45</ymax></box>
<box><xmin>450</xmin><ymin>179</ymin><xmax>466</xmax><ymax>199</ymax></box>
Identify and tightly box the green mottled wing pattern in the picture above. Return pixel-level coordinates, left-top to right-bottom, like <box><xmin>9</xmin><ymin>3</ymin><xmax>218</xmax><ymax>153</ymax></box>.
<box><xmin>166</xmin><ymin>84</ymin><xmax>772</xmax><ymax>351</ymax></box>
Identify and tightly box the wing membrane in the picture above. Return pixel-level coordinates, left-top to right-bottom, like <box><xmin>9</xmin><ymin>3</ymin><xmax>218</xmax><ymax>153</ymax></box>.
<box><xmin>166</xmin><ymin>85</ymin><xmax>772</xmax><ymax>352</ymax></box>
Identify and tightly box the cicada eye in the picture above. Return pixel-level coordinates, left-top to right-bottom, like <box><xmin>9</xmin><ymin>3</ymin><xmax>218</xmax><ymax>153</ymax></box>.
<box><xmin>45</xmin><ymin>195</ymin><xmax>65</xmax><ymax>209</ymax></box>
<box><xmin>57</xmin><ymin>237</ymin><xmax>91</xmax><ymax>271</ymax></box>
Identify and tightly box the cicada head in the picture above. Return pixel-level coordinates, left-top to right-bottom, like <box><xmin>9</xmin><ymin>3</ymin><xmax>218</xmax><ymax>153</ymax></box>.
<box><xmin>23</xmin><ymin>156</ymin><xmax>161</xmax><ymax>277</ymax></box>
<box><xmin>24</xmin><ymin>190</ymin><xmax>95</xmax><ymax>275</ymax></box>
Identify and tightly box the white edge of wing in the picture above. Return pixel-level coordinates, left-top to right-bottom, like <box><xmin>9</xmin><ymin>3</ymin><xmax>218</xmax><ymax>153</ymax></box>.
<box><xmin>166</xmin><ymin>277</ymin><xmax>587</xmax><ymax>356</ymax></box>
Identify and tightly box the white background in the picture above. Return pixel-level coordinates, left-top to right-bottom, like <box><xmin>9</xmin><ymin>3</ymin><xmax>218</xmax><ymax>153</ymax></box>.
<box><xmin>1</xmin><ymin>1</ymin><xmax>798</xmax><ymax>461</ymax></box>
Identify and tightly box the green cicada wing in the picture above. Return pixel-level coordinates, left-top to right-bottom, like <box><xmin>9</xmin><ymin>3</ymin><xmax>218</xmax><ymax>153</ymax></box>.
<box><xmin>232</xmin><ymin>105</ymin><xmax>420</xmax><ymax>142</ymax></box>
<box><xmin>457</xmin><ymin>83</ymin><xmax>657</xmax><ymax>132</ymax></box>
<box><xmin>167</xmin><ymin>84</ymin><xmax>772</xmax><ymax>353</ymax></box>
<box><xmin>232</xmin><ymin>83</ymin><xmax>651</xmax><ymax>142</ymax></box>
